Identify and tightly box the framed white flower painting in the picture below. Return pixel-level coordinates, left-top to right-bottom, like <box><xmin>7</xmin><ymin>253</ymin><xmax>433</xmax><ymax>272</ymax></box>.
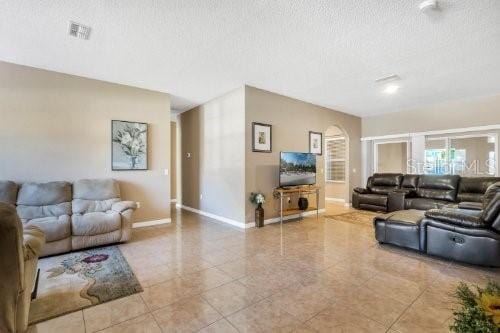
<box><xmin>112</xmin><ymin>120</ymin><xmax>148</xmax><ymax>170</ymax></box>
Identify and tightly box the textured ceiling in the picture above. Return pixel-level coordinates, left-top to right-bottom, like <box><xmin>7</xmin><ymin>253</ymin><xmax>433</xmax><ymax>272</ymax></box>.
<box><xmin>1</xmin><ymin>1</ymin><xmax>499</xmax><ymax>116</ymax></box>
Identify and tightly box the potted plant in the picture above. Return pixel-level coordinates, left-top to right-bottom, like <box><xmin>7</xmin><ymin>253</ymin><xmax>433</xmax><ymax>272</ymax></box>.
<box><xmin>450</xmin><ymin>281</ymin><xmax>500</xmax><ymax>332</ymax></box>
<box><xmin>250</xmin><ymin>192</ymin><xmax>266</xmax><ymax>228</ymax></box>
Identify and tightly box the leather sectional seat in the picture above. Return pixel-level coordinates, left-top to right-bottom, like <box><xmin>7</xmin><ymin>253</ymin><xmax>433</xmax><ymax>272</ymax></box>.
<box><xmin>353</xmin><ymin>173</ymin><xmax>500</xmax><ymax>212</ymax></box>
<box><xmin>391</xmin><ymin>174</ymin><xmax>461</xmax><ymax>211</ymax></box>
<box><xmin>352</xmin><ymin>173</ymin><xmax>403</xmax><ymax>211</ymax></box>
<box><xmin>373</xmin><ymin>181</ymin><xmax>500</xmax><ymax>267</ymax></box>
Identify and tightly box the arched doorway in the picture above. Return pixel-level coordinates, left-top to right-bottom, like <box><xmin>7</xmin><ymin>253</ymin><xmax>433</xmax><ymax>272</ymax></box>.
<box><xmin>324</xmin><ymin>125</ymin><xmax>350</xmax><ymax>208</ymax></box>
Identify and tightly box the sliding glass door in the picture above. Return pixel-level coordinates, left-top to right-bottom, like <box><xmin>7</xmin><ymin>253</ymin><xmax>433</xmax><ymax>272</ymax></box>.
<box><xmin>424</xmin><ymin>134</ymin><xmax>497</xmax><ymax>176</ymax></box>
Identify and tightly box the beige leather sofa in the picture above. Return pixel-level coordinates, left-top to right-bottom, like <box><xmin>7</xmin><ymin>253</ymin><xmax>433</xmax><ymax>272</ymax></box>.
<box><xmin>0</xmin><ymin>202</ymin><xmax>45</xmax><ymax>333</ymax></box>
<box><xmin>1</xmin><ymin>179</ymin><xmax>137</xmax><ymax>257</ymax></box>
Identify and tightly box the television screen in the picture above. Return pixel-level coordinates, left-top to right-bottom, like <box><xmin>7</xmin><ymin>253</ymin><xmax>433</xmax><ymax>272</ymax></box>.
<box><xmin>280</xmin><ymin>152</ymin><xmax>316</xmax><ymax>187</ymax></box>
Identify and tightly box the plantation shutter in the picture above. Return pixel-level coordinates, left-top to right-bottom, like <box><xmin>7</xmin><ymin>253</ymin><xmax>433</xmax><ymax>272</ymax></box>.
<box><xmin>326</xmin><ymin>138</ymin><xmax>346</xmax><ymax>182</ymax></box>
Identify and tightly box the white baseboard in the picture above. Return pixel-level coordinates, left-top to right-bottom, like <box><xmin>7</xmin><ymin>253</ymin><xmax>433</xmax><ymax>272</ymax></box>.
<box><xmin>133</xmin><ymin>218</ymin><xmax>172</xmax><ymax>228</ymax></box>
<box><xmin>178</xmin><ymin>204</ymin><xmax>250</xmax><ymax>229</ymax></box>
<box><xmin>259</xmin><ymin>208</ymin><xmax>327</xmax><ymax>225</ymax></box>
<box><xmin>325</xmin><ymin>197</ymin><xmax>345</xmax><ymax>203</ymax></box>
<box><xmin>178</xmin><ymin>205</ymin><xmax>326</xmax><ymax>230</ymax></box>
<box><xmin>170</xmin><ymin>199</ymin><xmax>177</xmax><ymax>203</ymax></box>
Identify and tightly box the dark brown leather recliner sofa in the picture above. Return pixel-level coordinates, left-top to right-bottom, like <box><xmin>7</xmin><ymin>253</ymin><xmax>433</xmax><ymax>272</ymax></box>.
<box><xmin>353</xmin><ymin>173</ymin><xmax>500</xmax><ymax>212</ymax></box>
<box><xmin>352</xmin><ymin>173</ymin><xmax>403</xmax><ymax>212</ymax></box>
<box><xmin>365</xmin><ymin>174</ymin><xmax>500</xmax><ymax>267</ymax></box>
<box><xmin>421</xmin><ymin>182</ymin><xmax>500</xmax><ymax>267</ymax></box>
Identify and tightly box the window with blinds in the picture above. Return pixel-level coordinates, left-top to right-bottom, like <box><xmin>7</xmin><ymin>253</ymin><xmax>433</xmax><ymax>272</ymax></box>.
<box><xmin>326</xmin><ymin>137</ymin><xmax>346</xmax><ymax>182</ymax></box>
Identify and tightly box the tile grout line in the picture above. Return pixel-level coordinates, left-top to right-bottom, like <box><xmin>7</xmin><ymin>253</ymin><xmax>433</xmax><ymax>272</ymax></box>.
<box><xmin>386</xmin><ymin>284</ymin><xmax>429</xmax><ymax>332</ymax></box>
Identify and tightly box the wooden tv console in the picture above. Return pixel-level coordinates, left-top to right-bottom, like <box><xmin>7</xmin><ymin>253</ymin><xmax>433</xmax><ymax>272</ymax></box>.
<box><xmin>273</xmin><ymin>185</ymin><xmax>320</xmax><ymax>225</ymax></box>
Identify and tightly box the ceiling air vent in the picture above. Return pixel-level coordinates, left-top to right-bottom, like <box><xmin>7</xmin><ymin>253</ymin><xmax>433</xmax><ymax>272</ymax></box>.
<box><xmin>68</xmin><ymin>21</ymin><xmax>91</xmax><ymax>40</ymax></box>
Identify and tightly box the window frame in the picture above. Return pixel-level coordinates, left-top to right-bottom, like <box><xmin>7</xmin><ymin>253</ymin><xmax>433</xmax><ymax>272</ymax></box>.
<box><xmin>373</xmin><ymin>139</ymin><xmax>411</xmax><ymax>174</ymax></box>
<box><xmin>424</xmin><ymin>133</ymin><xmax>498</xmax><ymax>176</ymax></box>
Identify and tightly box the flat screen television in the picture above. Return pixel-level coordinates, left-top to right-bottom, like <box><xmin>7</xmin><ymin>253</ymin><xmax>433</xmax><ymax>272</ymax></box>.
<box><xmin>280</xmin><ymin>152</ymin><xmax>316</xmax><ymax>187</ymax></box>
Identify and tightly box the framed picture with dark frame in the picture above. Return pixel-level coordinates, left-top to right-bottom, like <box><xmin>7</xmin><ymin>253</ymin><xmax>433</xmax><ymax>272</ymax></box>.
<box><xmin>112</xmin><ymin>120</ymin><xmax>148</xmax><ymax>171</ymax></box>
<box><xmin>309</xmin><ymin>131</ymin><xmax>323</xmax><ymax>155</ymax></box>
<box><xmin>252</xmin><ymin>122</ymin><xmax>272</xmax><ymax>153</ymax></box>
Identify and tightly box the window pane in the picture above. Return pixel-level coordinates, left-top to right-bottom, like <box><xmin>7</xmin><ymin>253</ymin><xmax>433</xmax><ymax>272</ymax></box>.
<box><xmin>425</xmin><ymin>139</ymin><xmax>447</xmax><ymax>174</ymax></box>
<box><xmin>450</xmin><ymin>136</ymin><xmax>495</xmax><ymax>176</ymax></box>
<box><xmin>327</xmin><ymin>161</ymin><xmax>345</xmax><ymax>181</ymax></box>
<box><xmin>327</xmin><ymin>139</ymin><xmax>346</xmax><ymax>160</ymax></box>
<box><xmin>377</xmin><ymin>142</ymin><xmax>408</xmax><ymax>173</ymax></box>
<box><xmin>325</xmin><ymin>138</ymin><xmax>346</xmax><ymax>182</ymax></box>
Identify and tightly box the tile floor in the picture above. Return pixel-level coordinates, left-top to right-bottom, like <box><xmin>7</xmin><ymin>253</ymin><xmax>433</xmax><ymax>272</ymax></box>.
<box><xmin>28</xmin><ymin>203</ymin><xmax>500</xmax><ymax>333</ymax></box>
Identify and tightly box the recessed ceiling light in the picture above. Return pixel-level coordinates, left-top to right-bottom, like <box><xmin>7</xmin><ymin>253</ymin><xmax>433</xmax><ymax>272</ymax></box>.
<box><xmin>375</xmin><ymin>75</ymin><xmax>401</xmax><ymax>94</ymax></box>
<box><xmin>383</xmin><ymin>84</ymin><xmax>399</xmax><ymax>94</ymax></box>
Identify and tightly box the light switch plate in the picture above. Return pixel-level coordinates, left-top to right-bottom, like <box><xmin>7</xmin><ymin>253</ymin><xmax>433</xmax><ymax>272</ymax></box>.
<box><xmin>164</xmin><ymin>169</ymin><xmax>169</xmax><ymax>176</ymax></box>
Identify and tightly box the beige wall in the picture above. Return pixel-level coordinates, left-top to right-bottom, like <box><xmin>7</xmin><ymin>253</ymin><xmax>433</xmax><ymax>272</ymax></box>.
<box><xmin>377</xmin><ymin>142</ymin><xmax>407</xmax><ymax>173</ymax></box>
<box><xmin>362</xmin><ymin>94</ymin><xmax>500</xmax><ymax>137</ymax></box>
<box><xmin>180</xmin><ymin>87</ymin><xmax>246</xmax><ymax>222</ymax></box>
<box><xmin>245</xmin><ymin>86</ymin><xmax>362</xmax><ymax>223</ymax></box>
<box><xmin>0</xmin><ymin>61</ymin><xmax>171</xmax><ymax>222</ymax></box>
<box><xmin>170</xmin><ymin>122</ymin><xmax>177</xmax><ymax>199</ymax></box>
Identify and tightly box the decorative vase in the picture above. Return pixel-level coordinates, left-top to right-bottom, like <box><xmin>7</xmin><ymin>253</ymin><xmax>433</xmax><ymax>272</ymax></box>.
<box><xmin>130</xmin><ymin>156</ymin><xmax>138</xmax><ymax>169</ymax></box>
<box><xmin>255</xmin><ymin>203</ymin><xmax>264</xmax><ymax>228</ymax></box>
<box><xmin>298</xmin><ymin>197</ymin><xmax>308</xmax><ymax>210</ymax></box>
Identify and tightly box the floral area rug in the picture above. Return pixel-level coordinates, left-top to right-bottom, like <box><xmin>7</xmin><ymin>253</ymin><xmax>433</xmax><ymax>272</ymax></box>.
<box><xmin>324</xmin><ymin>210</ymin><xmax>379</xmax><ymax>225</ymax></box>
<box><xmin>29</xmin><ymin>245</ymin><xmax>142</xmax><ymax>324</ymax></box>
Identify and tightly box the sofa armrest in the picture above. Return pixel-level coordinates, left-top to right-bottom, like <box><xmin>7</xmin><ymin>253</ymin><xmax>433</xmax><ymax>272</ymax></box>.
<box><xmin>112</xmin><ymin>201</ymin><xmax>137</xmax><ymax>213</ymax></box>
<box><xmin>387</xmin><ymin>191</ymin><xmax>406</xmax><ymax>212</ymax></box>
<box><xmin>113</xmin><ymin>202</ymin><xmax>136</xmax><ymax>243</ymax></box>
<box><xmin>424</xmin><ymin>208</ymin><xmax>485</xmax><ymax>228</ymax></box>
<box><xmin>23</xmin><ymin>226</ymin><xmax>45</xmax><ymax>261</ymax></box>
<box><xmin>458</xmin><ymin>201</ymin><xmax>483</xmax><ymax>211</ymax></box>
<box><xmin>394</xmin><ymin>188</ymin><xmax>417</xmax><ymax>197</ymax></box>
<box><xmin>353</xmin><ymin>187</ymin><xmax>370</xmax><ymax>194</ymax></box>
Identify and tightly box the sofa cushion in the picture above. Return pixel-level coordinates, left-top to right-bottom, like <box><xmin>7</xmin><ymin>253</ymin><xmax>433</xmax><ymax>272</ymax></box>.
<box><xmin>401</xmin><ymin>175</ymin><xmax>419</xmax><ymax>190</ymax></box>
<box><xmin>72</xmin><ymin>212</ymin><xmax>121</xmax><ymax>236</ymax></box>
<box><xmin>0</xmin><ymin>181</ymin><xmax>19</xmax><ymax>205</ymax></box>
<box><xmin>416</xmin><ymin>175</ymin><xmax>460</xmax><ymax>202</ymax></box>
<box><xmin>17</xmin><ymin>202</ymin><xmax>72</xmax><ymax>220</ymax></box>
<box><xmin>425</xmin><ymin>208</ymin><xmax>484</xmax><ymax>228</ymax></box>
<box><xmin>72</xmin><ymin>198</ymin><xmax>120</xmax><ymax>214</ymax></box>
<box><xmin>368</xmin><ymin>173</ymin><xmax>403</xmax><ymax>195</ymax></box>
<box><xmin>358</xmin><ymin>194</ymin><xmax>387</xmax><ymax>207</ymax></box>
<box><xmin>24</xmin><ymin>215</ymin><xmax>71</xmax><ymax>242</ymax></box>
<box><xmin>458</xmin><ymin>177</ymin><xmax>500</xmax><ymax>203</ymax></box>
<box><xmin>405</xmin><ymin>198</ymin><xmax>450</xmax><ymax>210</ymax></box>
<box><xmin>17</xmin><ymin>181</ymin><xmax>72</xmax><ymax>206</ymax></box>
<box><xmin>73</xmin><ymin>179</ymin><xmax>120</xmax><ymax>201</ymax></box>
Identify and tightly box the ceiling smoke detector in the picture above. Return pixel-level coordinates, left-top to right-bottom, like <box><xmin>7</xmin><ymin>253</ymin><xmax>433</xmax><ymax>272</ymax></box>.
<box><xmin>419</xmin><ymin>0</ymin><xmax>438</xmax><ymax>12</ymax></box>
<box><xmin>68</xmin><ymin>21</ymin><xmax>91</xmax><ymax>40</ymax></box>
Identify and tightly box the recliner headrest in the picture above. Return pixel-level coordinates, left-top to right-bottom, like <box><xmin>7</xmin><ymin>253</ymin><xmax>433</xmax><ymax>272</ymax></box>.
<box><xmin>482</xmin><ymin>181</ymin><xmax>500</xmax><ymax>208</ymax></box>
<box><xmin>370</xmin><ymin>173</ymin><xmax>403</xmax><ymax>187</ymax></box>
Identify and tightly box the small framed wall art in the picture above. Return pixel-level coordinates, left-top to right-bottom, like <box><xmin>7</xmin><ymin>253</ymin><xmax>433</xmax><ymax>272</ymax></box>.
<box><xmin>112</xmin><ymin>120</ymin><xmax>148</xmax><ymax>170</ymax></box>
<box><xmin>252</xmin><ymin>122</ymin><xmax>272</xmax><ymax>153</ymax></box>
<box><xmin>309</xmin><ymin>131</ymin><xmax>323</xmax><ymax>155</ymax></box>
